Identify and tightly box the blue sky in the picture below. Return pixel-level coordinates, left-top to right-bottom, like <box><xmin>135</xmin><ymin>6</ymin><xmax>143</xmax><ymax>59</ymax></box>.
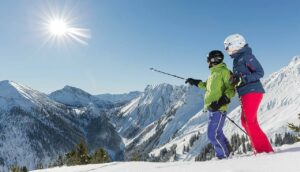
<box><xmin>0</xmin><ymin>0</ymin><xmax>299</xmax><ymax>94</ymax></box>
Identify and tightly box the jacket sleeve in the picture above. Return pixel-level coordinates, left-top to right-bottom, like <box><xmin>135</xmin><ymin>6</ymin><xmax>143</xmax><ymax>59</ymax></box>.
<box><xmin>197</xmin><ymin>81</ymin><xmax>207</xmax><ymax>90</ymax></box>
<box><xmin>223</xmin><ymin>70</ymin><xmax>236</xmax><ymax>99</ymax></box>
<box><xmin>242</xmin><ymin>55</ymin><xmax>264</xmax><ymax>83</ymax></box>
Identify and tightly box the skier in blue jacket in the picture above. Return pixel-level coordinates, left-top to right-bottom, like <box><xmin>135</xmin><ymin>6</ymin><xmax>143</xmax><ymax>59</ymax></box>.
<box><xmin>224</xmin><ymin>34</ymin><xmax>274</xmax><ymax>153</ymax></box>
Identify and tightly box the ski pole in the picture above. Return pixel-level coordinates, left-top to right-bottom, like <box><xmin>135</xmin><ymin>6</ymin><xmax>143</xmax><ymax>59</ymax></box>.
<box><xmin>226</xmin><ymin>115</ymin><xmax>258</xmax><ymax>155</ymax></box>
<box><xmin>225</xmin><ymin>116</ymin><xmax>248</xmax><ymax>136</ymax></box>
<box><xmin>150</xmin><ymin>68</ymin><xmax>186</xmax><ymax>80</ymax></box>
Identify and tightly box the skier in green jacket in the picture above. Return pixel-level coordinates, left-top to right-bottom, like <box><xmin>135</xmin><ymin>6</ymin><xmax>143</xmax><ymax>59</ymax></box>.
<box><xmin>185</xmin><ymin>50</ymin><xmax>235</xmax><ymax>159</ymax></box>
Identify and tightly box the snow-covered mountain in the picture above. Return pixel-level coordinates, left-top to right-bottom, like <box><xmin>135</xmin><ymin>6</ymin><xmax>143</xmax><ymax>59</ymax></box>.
<box><xmin>108</xmin><ymin>56</ymin><xmax>300</xmax><ymax>161</ymax></box>
<box><xmin>49</xmin><ymin>86</ymin><xmax>113</xmax><ymax>109</ymax></box>
<box><xmin>0</xmin><ymin>81</ymin><xmax>124</xmax><ymax>171</ymax></box>
<box><xmin>109</xmin><ymin>84</ymin><xmax>239</xmax><ymax>160</ymax></box>
<box><xmin>0</xmin><ymin>80</ymin><xmax>62</xmax><ymax>111</ymax></box>
<box><xmin>108</xmin><ymin>84</ymin><xmax>205</xmax><ymax>139</ymax></box>
<box><xmin>97</xmin><ymin>91</ymin><xmax>141</xmax><ymax>104</ymax></box>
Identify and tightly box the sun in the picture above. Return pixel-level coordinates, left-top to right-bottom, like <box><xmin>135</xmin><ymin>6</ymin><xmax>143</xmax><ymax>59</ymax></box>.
<box><xmin>49</xmin><ymin>19</ymin><xmax>68</xmax><ymax>36</ymax></box>
<box><xmin>37</xmin><ymin>3</ymin><xmax>91</xmax><ymax>46</ymax></box>
<box><xmin>41</xmin><ymin>12</ymin><xmax>91</xmax><ymax>46</ymax></box>
<box><xmin>43</xmin><ymin>16</ymin><xmax>90</xmax><ymax>45</ymax></box>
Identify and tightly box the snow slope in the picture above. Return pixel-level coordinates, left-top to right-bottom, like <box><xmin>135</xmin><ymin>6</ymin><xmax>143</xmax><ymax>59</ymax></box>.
<box><xmin>31</xmin><ymin>142</ymin><xmax>300</xmax><ymax>172</ymax></box>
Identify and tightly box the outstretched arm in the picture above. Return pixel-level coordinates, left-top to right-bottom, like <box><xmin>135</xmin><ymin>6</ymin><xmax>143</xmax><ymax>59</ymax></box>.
<box><xmin>198</xmin><ymin>81</ymin><xmax>207</xmax><ymax>90</ymax></box>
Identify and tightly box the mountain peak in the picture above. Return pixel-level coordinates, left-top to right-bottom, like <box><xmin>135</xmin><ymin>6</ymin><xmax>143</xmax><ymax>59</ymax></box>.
<box><xmin>0</xmin><ymin>80</ymin><xmax>11</xmax><ymax>84</ymax></box>
<box><xmin>60</xmin><ymin>85</ymin><xmax>93</xmax><ymax>97</ymax></box>
<box><xmin>145</xmin><ymin>83</ymin><xmax>173</xmax><ymax>92</ymax></box>
<box><xmin>0</xmin><ymin>80</ymin><xmax>29</xmax><ymax>98</ymax></box>
<box><xmin>0</xmin><ymin>80</ymin><xmax>20</xmax><ymax>87</ymax></box>
<box><xmin>50</xmin><ymin>85</ymin><xmax>113</xmax><ymax>108</ymax></box>
<box><xmin>0</xmin><ymin>80</ymin><xmax>54</xmax><ymax>111</ymax></box>
<box><xmin>289</xmin><ymin>55</ymin><xmax>300</xmax><ymax>66</ymax></box>
<box><xmin>63</xmin><ymin>85</ymin><xmax>86</xmax><ymax>91</ymax></box>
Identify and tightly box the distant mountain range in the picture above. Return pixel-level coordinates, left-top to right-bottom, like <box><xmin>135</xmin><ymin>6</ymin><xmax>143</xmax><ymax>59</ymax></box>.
<box><xmin>0</xmin><ymin>81</ymin><xmax>124</xmax><ymax>171</ymax></box>
<box><xmin>96</xmin><ymin>91</ymin><xmax>141</xmax><ymax>104</ymax></box>
<box><xmin>0</xmin><ymin>56</ymin><xmax>299</xmax><ymax>171</ymax></box>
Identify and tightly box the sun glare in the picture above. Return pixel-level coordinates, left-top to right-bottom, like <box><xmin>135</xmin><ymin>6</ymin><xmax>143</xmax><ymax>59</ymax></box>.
<box><xmin>49</xmin><ymin>19</ymin><xmax>68</xmax><ymax>36</ymax></box>
<box><xmin>41</xmin><ymin>8</ymin><xmax>91</xmax><ymax>46</ymax></box>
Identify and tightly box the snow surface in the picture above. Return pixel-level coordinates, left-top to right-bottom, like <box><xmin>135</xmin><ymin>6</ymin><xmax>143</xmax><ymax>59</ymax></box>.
<box><xmin>32</xmin><ymin>142</ymin><xmax>300</xmax><ymax>172</ymax></box>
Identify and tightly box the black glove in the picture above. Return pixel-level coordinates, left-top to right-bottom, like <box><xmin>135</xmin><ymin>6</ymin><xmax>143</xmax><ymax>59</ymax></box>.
<box><xmin>185</xmin><ymin>78</ymin><xmax>202</xmax><ymax>87</ymax></box>
<box><xmin>230</xmin><ymin>74</ymin><xmax>242</xmax><ymax>87</ymax></box>
<box><xmin>209</xmin><ymin>95</ymin><xmax>230</xmax><ymax>111</ymax></box>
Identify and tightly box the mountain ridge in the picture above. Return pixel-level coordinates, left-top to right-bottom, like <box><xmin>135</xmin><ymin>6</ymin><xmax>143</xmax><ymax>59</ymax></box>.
<box><xmin>0</xmin><ymin>81</ymin><xmax>124</xmax><ymax>171</ymax></box>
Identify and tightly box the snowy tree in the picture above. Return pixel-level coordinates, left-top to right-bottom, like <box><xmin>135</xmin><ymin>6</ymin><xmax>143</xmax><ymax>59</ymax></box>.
<box><xmin>130</xmin><ymin>152</ymin><xmax>142</xmax><ymax>161</ymax></box>
<box><xmin>58</xmin><ymin>139</ymin><xmax>90</xmax><ymax>166</ymax></box>
<box><xmin>274</xmin><ymin>133</ymin><xmax>283</xmax><ymax>146</ymax></box>
<box><xmin>189</xmin><ymin>134</ymin><xmax>198</xmax><ymax>147</ymax></box>
<box><xmin>159</xmin><ymin>148</ymin><xmax>168</xmax><ymax>158</ymax></box>
<box><xmin>90</xmin><ymin>148</ymin><xmax>111</xmax><ymax>164</ymax></box>
<box><xmin>195</xmin><ymin>144</ymin><xmax>215</xmax><ymax>161</ymax></box>
<box><xmin>274</xmin><ymin>132</ymin><xmax>298</xmax><ymax>146</ymax></box>
<box><xmin>10</xmin><ymin>166</ymin><xmax>28</xmax><ymax>172</ymax></box>
<box><xmin>283</xmin><ymin>132</ymin><xmax>298</xmax><ymax>144</ymax></box>
<box><xmin>75</xmin><ymin>139</ymin><xmax>90</xmax><ymax>165</ymax></box>
<box><xmin>288</xmin><ymin>114</ymin><xmax>300</xmax><ymax>141</ymax></box>
<box><xmin>35</xmin><ymin>163</ymin><xmax>44</xmax><ymax>170</ymax></box>
<box><xmin>246</xmin><ymin>143</ymin><xmax>252</xmax><ymax>152</ymax></box>
<box><xmin>51</xmin><ymin>155</ymin><xmax>65</xmax><ymax>167</ymax></box>
<box><xmin>65</xmin><ymin>150</ymin><xmax>77</xmax><ymax>165</ymax></box>
<box><xmin>230</xmin><ymin>133</ymin><xmax>243</xmax><ymax>154</ymax></box>
<box><xmin>183</xmin><ymin>145</ymin><xmax>186</xmax><ymax>154</ymax></box>
<box><xmin>186</xmin><ymin>145</ymin><xmax>190</xmax><ymax>152</ymax></box>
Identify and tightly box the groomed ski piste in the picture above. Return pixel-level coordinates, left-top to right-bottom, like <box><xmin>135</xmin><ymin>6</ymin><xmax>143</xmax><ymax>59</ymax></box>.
<box><xmin>32</xmin><ymin>142</ymin><xmax>300</xmax><ymax>172</ymax></box>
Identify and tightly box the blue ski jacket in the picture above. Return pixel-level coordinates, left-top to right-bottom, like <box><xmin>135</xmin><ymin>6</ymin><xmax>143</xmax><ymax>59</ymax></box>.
<box><xmin>230</xmin><ymin>44</ymin><xmax>265</xmax><ymax>96</ymax></box>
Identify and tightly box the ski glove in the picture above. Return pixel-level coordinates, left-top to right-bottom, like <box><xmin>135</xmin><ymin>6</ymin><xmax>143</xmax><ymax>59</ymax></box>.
<box><xmin>185</xmin><ymin>78</ymin><xmax>202</xmax><ymax>87</ymax></box>
<box><xmin>209</xmin><ymin>95</ymin><xmax>231</xmax><ymax>111</ymax></box>
<box><xmin>230</xmin><ymin>74</ymin><xmax>243</xmax><ymax>87</ymax></box>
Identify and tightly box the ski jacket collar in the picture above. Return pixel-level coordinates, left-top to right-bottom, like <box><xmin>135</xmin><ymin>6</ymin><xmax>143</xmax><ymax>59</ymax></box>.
<box><xmin>230</xmin><ymin>44</ymin><xmax>252</xmax><ymax>59</ymax></box>
<box><xmin>209</xmin><ymin>62</ymin><xmax>227</xmax><ymax>72</ymax></box>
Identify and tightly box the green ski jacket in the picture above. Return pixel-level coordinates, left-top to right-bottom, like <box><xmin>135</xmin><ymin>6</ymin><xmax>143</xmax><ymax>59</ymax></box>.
<box><xmin>198</xmin><ymin>63</ymin><xmax>235</xmax><ymax>112</ymax></box>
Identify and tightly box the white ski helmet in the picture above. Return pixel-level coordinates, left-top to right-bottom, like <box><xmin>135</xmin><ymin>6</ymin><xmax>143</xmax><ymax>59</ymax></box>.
<box><xmin>224</xmin><ymin>34</ymin><xmax>246</xmax><ymax>55</ymax></box>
